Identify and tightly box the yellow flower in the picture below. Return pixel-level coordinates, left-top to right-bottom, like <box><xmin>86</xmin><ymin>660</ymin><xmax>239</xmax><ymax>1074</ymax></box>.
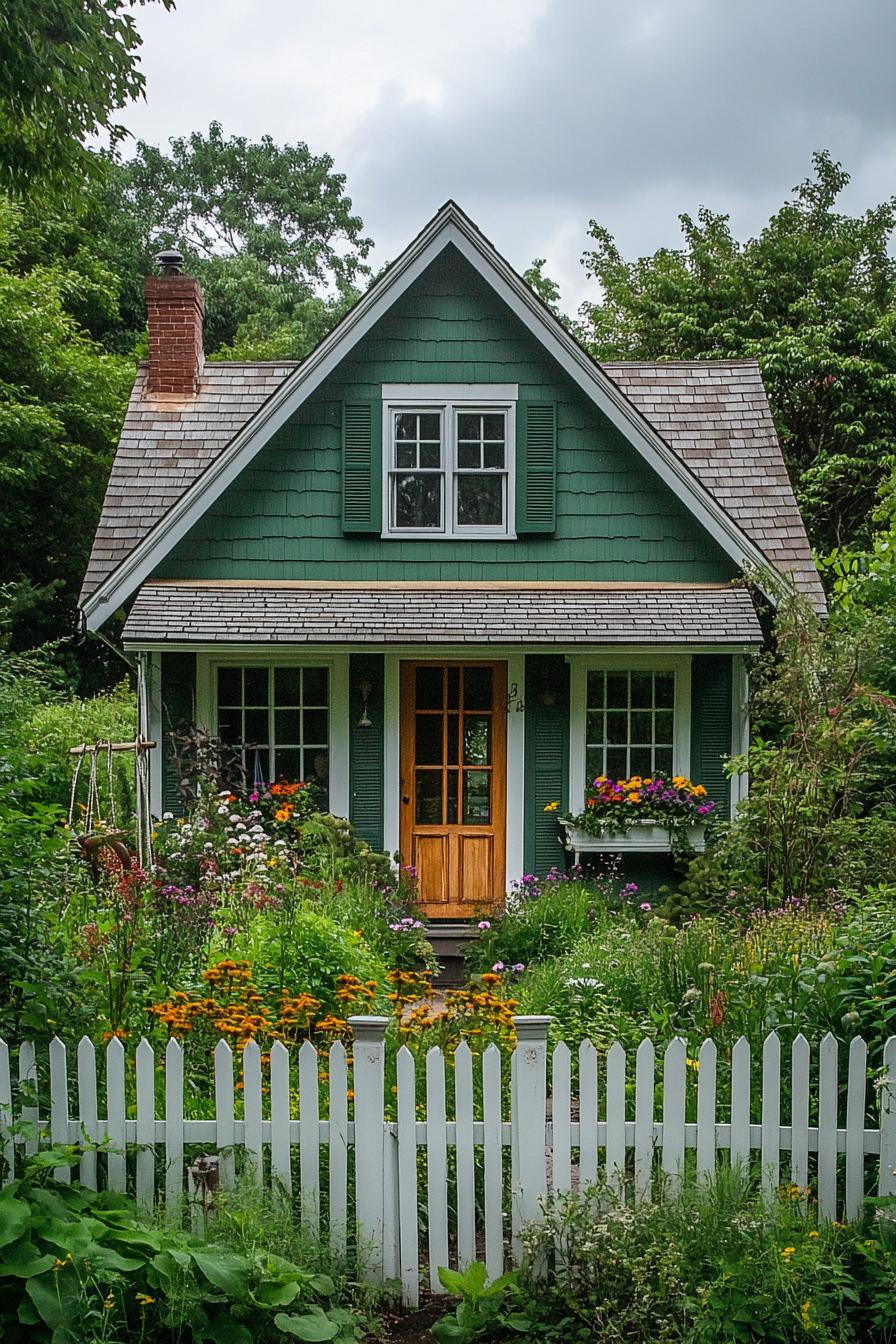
<box><xmin>780</xmin><ymin>1246</ymin><xmax>796</xmax><ymax>1261</ymax></box>
<box><xmin>103</xmin><ymin>1292</ymin><xmax>116</xmax><ymax>1311</ymax></box>
<box><xmin>136</xmin><ymin>1293</ymin><xmax>155</xmax><ymax>1306</ymax></box>
<box><xmin>543</xmin><ymin>801</ymin><xmax>560</xmax><ymax>813</ymax></box>
<box><xmin>808</xmin><ymin>1229</ymin><xmax>819</xmax><ymax>1238</ymax></box>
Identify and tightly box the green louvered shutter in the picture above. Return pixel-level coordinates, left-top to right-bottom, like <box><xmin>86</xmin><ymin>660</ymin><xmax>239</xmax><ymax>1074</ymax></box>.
<box><xmin>349</xmin><ymin>653</ymin><xmax>385</xmax><ymax>850</ymax></box>
<box><xmin>690</xmin><ymin>655</ymin><xmax>733</xmax><ymax>817</ymax></box>
<box><xmin>342</xmin><ymin>402</ymin><xmax>382</xmax><ymax>533</ymax></box>
<box><xmin>516</xmin><ymin>402</ymin><xmax>556</xmax><ymax>533</ymax></box>
<box><xmin>160</xmin><ymin>652</ymin><xmax>196</xmax><ymax>816</ymax></box>
<box><xmin>524</xmin><ymin>655</ymin><xmax>570</xmax><ymax>875</ymax></box>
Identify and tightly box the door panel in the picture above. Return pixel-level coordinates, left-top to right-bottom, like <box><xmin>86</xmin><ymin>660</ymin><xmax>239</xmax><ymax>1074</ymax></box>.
<box><xmin>400</xmin><ymin>661</ymin><xmax>506</xmax><ymax>919</ymax></box>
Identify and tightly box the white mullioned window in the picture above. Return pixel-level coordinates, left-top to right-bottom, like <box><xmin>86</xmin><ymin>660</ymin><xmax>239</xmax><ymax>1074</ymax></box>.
<box><xmin>215</xmin><ymin>664</ymin><xmax>330</xmax><ymax>802</ymax></box>
<box><xmin>382</xmin><ymin>385</ymin><xmax>516</xmax><ymax>538</ymax></box>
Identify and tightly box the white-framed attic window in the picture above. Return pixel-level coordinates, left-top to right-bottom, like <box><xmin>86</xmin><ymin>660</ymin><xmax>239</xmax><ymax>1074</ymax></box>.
<box><xmin>381</xmin><ymin>384</ymin><xmax>517</xmax><ymax>539</ymax></box>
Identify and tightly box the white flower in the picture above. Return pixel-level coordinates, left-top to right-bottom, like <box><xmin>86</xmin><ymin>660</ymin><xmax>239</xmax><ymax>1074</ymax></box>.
<box><xmin>162</xmin><ymin>811</ymin><xmax>173</xmax><ymax>821</ymax></box>
<box><xmin>229</xmin><ymin>813</ymin><xmax>241</xmax><ymax>824</ymax></box>
<box><xmin>217</xmin><ymin>805</ymin><xmax>229</xmax><ymax>815</ymax></box>
<box><xmin>274</xmin><ymin>840</ymin><xmax>287</xmax><ymax>848</ymax></box>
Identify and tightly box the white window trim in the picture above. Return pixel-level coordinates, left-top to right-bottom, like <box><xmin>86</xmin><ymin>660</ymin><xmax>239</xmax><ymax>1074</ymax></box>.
<box><xmin>381</xmin><ymin>386</ymin><xmax>517</xmax><ymax>540</ymax></box>
<box><xmin>195</xmin><ymin>651</ymin><xmax>349</xmax><ymax>819</ymax></box>
<box><xmin>568</xmin><ymin>652</ymin><xmax>692</xmax><ymax>815</ymax></box>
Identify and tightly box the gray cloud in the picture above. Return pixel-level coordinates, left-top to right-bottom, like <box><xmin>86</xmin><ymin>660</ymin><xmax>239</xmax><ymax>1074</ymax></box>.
<box><xmin>124</xmin><ymin>0</ymin><xmax>896</xmax><ymax>309</ymax></box>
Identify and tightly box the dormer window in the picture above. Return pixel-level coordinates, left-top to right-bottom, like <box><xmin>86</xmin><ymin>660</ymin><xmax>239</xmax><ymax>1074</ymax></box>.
<box><xmin>382</xmin><ymin>384</ymin><xmax>517</xmax><ymax>539</ymax></box>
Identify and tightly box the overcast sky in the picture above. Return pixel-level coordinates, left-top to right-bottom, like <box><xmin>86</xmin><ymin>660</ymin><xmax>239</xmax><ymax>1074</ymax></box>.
<box><xmin>121</xmin><ymin>0</ymin><xmax>896</xmax><ymax>309</ymax></box>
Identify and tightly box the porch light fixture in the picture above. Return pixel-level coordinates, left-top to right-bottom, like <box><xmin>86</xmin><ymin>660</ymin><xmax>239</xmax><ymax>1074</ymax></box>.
<box><xmin>358</xmin><ymin>680</ymin><xmax>373</xmax><ymax>729</ymax></box>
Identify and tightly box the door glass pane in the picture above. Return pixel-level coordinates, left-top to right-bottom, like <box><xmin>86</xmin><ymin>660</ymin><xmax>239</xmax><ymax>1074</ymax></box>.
<box><xmin>447</xmin><ymin>771</ymin><xmax>459</xmax><ymax>825</ymax></box>
<box><xmin>463</xmin><ymin>716</ymin><xmax>491</xmax><ymax>765</ymax></box>
<box><xmin>415</xmin><ymin>771</ymin><xmax>442</xmax><ymax>824</ymax></box>
<box><xmin>394</xmin><ymin>474</ymin><xmax>441</xmax><ymax>528</ymax></box>
<box><xmin>446</xmin><ymin>713</ymin><xmax>459</xmax><ymax>765</ymax></box>
<box><xmin>447</xmin><ymin>668</ymin><xmax>460</xmax><ymax>710</ymax></box>
<box><xmin>463</xmin><ymin>666</ymin><xmax>492</xmax><ymax>709</ymax></box>
<box><xmin>275</xmin><ymin>710</ymin><xmax>300</xmax><ymax>743</ymax></box>
<box><xmin>456</xmin><ymin>474</ymin><xmax>503</xmax><ymax>527</ymax></box>
<box><xmin>244</xmin><ymin>667</ymin><xmax>268</xmax><ymax>705</ymax></box>
<box><xmin>415</xmin><ymin>714</ymin><xmax>443</xmax><ymax>765</ymax></box>
<box><xmin>416</xmin><ymin>666</ymin><xmax>443</xmax><ymax>709</ymax></box>
<box><xmin>462</xmin><ymin>771</ymin><xmax>491</xmax><ymax>824</ymax></box>
<box><xmin>302</xmin><ymin>667</ymin><xmax>328</xmax><ymax>705</ymax></box>
<box><xmin>218</xmin><ymin>667</ymin><xmax>241</xmax><ymax>704</ymax></box>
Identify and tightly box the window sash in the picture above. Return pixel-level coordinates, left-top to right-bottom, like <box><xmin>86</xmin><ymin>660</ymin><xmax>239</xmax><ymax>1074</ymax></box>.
<box><xmin>215</xmin><ymin>664</ymin><xmax>330</xmax><ymax>794</ymax></box>
<box><xmin>384</xmin><ymin>401</ymin><xmax>513</xmax><ymax>537</ymax></box>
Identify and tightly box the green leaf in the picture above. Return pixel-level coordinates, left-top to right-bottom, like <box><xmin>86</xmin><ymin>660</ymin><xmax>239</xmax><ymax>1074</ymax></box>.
<box><xmin>190</xmin><ymin>1246</ymin><xmax>250</xmax><ymax>1296</ymax></box>
<box><xmin>0</xmin><ymin>1240</ymin><xmax>57</xmax><ymax>1278</ymax></box>
<box><xmin>274</xmin><ymin>1308</ymin><xmax>340</xmax><ymax>1340</ymax></box>
<box><xmin>309</xmin><ymin>1272</ymin><xmax>335</xmax><ymax>1296</ymax></box>
<box><xmin>204</xmin><ymin>1315</ymin><xmax>254</xmax><ymax>1344</ymax></box>
<box><xmin>0</xmin><ymin>1197</ymin><xmax>30</xmax><ymax>1249</ymax></box>
<box><xmin>254</xmin><ymin>1278</ymin><xmax>301</xmax><ymax>1307</ymax></box>
<box><xmin>26</xmin><ymin>1270</ymin><xmax>80</xmax><ymax>1329</ymax></box>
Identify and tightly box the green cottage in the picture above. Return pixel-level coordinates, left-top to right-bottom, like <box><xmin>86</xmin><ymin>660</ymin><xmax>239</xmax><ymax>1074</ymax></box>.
<box><xmin>80</xmin><ymin>203</ymin><xmax>823</xmax><ymax>919</ymax></box>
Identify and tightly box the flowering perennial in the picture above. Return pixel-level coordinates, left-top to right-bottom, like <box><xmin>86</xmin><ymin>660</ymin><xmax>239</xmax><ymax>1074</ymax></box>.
<box><xmin>561</xmin><ymin>773</ymin><xmax>717</xmax><ymax>858</ymax></box>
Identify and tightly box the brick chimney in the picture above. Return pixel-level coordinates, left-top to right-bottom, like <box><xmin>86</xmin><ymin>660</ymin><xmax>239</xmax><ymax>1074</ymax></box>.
<box><xmin>144</xmin><ymin>250</ymin><xmax>204</xmax><ymax>395</ymax></box>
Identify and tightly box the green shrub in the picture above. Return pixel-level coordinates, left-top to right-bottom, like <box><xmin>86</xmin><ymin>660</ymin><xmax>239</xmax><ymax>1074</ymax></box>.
<box><xmin>0</xmin><ymin>1148</ymin><xmax>367</xmax><ymax>1343</ymax></box>
<box><xmin>514</xmin><ymin>1178</ymin><xmax>896</xmax><ymax>1343</ymax></box>
<box><xmin>241</xmin><ymin>906</ymin><xmax>389</xmax><ymax>1015</ymax></box>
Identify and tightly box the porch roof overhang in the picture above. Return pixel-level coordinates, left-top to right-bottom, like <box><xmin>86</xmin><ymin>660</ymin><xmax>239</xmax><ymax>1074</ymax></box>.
<box><xmin>122</xmin><ymin>581</ymin><xmax>763</xmax><ymax>647</ymax></box>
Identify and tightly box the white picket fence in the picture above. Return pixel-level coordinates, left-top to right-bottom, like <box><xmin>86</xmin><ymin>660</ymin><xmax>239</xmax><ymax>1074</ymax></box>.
<box><xmin>2</xmin><ymin>1018</ymin><xmax>895</xmax><ymax>1309</ymax></box>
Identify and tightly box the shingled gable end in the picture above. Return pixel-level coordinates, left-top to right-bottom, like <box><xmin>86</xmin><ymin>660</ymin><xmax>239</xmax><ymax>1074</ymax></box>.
<box><xmin>81</xmin><ymin>202</ymin><xmax>823</xmax><ymax>916</ymax></box>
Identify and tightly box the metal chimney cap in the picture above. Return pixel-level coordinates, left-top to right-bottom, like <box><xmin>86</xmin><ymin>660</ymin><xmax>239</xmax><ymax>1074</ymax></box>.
<box><xmin>155</xmin><ymin>249</ymin><xmax>184</xmax><ymax>275</ymax></box>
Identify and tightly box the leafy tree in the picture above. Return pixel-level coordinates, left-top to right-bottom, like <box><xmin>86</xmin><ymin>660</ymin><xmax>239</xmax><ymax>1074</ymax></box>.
<box><xmin>109</xmin><ymin>121</ymin><xmax>373</xmax><ymax>355</ymax></box>
<box><xmin>0</xmin><ymin>197</ymin><xmax>132</xmax><ymax>652</ymax></box>
<box><xmin>577</xmin><ymin>153</ymin><xmax>896</xmax><ymax>550</ymax></box>
<box><xmin>0</xmin><ymin>0</ymin><xmax>172</xmax><ymax>197</ymax></box>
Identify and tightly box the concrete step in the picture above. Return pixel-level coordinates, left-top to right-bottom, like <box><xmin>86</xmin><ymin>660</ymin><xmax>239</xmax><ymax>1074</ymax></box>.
<box><xmin>426</xmin><ymin>922</ymin><xmax>480</xmax><ymax>986</ymax></box>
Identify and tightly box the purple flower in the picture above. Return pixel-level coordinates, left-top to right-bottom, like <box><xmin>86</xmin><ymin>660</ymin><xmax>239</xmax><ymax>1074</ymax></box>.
<box><xmin>403</xmin><ymin>864</ymin><xmax>418</xmax><ymax>878</ymax></box>
<box><xmin>640</xmin><ymin>901</ymin><xmax>652</xmax><ymax>912</ymax></box>
<box><xmin>222</xmin><ymin>925</ymin><xmax>238</xmax><ymax>938</ymax></box>
<box><xmin>620</xmin><ymin>882</ymin><xmax>640</xmax><ymax>898</ymax></box>
<box><xmin>492</xmin><ymin>962</ymin><xmax>505</xmax><ymax>973</ymax></box>
<box><xmin>511</xmin><ymin>963</ymin><xmax>526</xmax><ymax>974</ymax></box>
<box><xmin>477</xmin><ymin>920</ymin><xmax>491</xmax><ymax>931</ymax></box>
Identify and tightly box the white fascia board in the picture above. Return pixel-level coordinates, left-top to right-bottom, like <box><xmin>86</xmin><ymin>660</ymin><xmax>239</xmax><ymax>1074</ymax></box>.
<box><xmin>85</xmin><ymin>203</ymin><xmax>774</xmax><ymax>631</ymax></box>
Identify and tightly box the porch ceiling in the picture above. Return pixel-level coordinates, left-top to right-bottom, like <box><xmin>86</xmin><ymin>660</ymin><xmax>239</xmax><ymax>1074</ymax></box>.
<box><xmin>122</xmin><ymin>581</ymin><xmax>762</xmax><ymax>646</ymax></box>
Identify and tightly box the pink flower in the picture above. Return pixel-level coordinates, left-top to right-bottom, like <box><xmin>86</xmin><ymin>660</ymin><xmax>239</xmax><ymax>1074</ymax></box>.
<box><xmin>640</xmin><ymin>901</ymin><xmax>652</xmax><ymax>912</ymax></box>
<box><xmin>477</xmin><ymin>920</ymin><xmax>491</xmax><ymax>930</ymax></box>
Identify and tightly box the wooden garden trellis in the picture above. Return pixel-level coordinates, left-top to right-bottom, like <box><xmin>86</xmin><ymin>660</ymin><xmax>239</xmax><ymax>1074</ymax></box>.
<box><xmin>2</xmin><ymin>1018</ymin><xmax>894</xmax><ymax>1309</ymax></box>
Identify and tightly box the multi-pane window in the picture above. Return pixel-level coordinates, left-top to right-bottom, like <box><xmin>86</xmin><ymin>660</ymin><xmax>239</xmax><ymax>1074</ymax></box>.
<box><xmin>386</xmin><ymin>403</ymin><xmax>511</xmax><ymax>536</ymax></box>
<box><xmin>585</xmin><ymin>670</ymin><xmax>675</xmax><ymax>783</ymax></box>
<box><xmin>216</xmin><ymin>665</ymin><xmax>329</xmax><ymax>802</ymax></box>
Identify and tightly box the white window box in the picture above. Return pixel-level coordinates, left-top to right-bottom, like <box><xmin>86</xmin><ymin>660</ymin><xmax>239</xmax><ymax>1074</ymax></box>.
<box><xmin>560</xmin><ymin>817</ymin><xmax>707</xmax><ymax>857</ymax></box>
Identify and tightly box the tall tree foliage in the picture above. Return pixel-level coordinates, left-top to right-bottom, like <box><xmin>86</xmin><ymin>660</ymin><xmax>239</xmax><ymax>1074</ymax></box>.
<box><xmin>108</xmin><ymin>122</ymin><xmax>373</xmax><ymax>355</ymax></box>
<box><xmin>0</xmin><ymin>0</ymin><xmax>172</xmax><ymax>197</ymax></box>
<box><xmin>577</xmin><ymin>153</ymin><xmax>896</xmax><ymax>550</ymax></box>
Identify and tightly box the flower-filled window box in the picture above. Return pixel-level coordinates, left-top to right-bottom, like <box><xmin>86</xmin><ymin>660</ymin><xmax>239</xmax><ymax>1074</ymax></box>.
<box><xmin>554</xmin><ymin>774</ymin><xmax>717</xmax><ymax>862</ymax></box>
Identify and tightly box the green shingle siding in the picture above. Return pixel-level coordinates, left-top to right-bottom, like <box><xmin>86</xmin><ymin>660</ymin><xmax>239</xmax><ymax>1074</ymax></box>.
<box><xmin>523</xmin><ymin>655</ymin><xmax>570</xmax><ymax>878</ymax></box>
<box><xmin>690</xmin><ymin>654</ymin><xmax>733</xmax><ymax>816</ymax></box>
<box><xmin>348</xmin><ymin>653</ymin><xmax>385</xmax><ymax>851</ymax></box>
<box><xmin>158</xmin><ymin>247</ymin><xmax>736</xmax><ymax>585</ymax></box>
<box><xmin>160</xmin><ymin>652</ymin><xmax>196</xmax><ymax>816</ymax></box>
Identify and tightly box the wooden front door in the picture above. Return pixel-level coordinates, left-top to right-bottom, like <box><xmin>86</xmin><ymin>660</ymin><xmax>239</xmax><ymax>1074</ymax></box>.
<box><xmin>399</xmin><ymin>661</ymin><xmax>506</xmax><ymax>919</ymax></box>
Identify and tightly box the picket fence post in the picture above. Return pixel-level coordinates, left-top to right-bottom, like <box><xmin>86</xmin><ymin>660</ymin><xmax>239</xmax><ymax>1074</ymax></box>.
<box><xmin>348</xmin><ymin>1015</ymin><xmax>389</xmax><ymax>1284</ymax></box>
<box><xmin>511</xmin><ymin>1016</ymin><xmax>550</xmax><ymax>1252</ymax></box>
<box><xmin>881</xmin><ymin>1036</ymin><xmax>896</xmax><ymax>1198</ymax></box>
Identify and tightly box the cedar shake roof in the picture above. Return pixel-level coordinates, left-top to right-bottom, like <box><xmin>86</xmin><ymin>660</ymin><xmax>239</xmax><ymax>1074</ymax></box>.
<box><xmin>122</xmin><ymin>582</ymin><xmax>763</xmax><ymax>646</ymax></box>
<box><xmin>82</xmin><ymin>357</ymin><xmax>824</xmax><ymax>612</ymax></box>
